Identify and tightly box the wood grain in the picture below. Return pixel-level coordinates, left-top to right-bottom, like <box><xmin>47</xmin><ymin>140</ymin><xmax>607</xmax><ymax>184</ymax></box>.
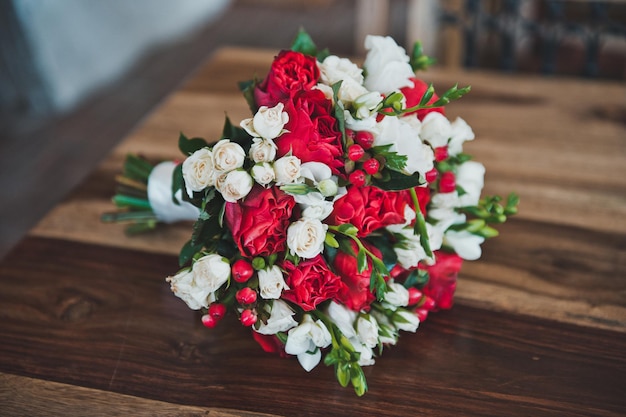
<box><xmin>1</xmin><ymin>237</ymin><xmax>625</xmax><ymax>416</ymax></box>
<box><xmin>30</xmin><ymin>47</ymin><xmax>626</xmax><ymax>331</ymax></box>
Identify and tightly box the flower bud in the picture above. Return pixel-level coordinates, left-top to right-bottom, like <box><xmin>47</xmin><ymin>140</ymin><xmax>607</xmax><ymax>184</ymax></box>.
<box><xmin>240</xmin><ymin>309</ymin><xmax>257</xmax><ymax>327</ymax></box>
<box><xmin>236</xmin><ymin>287</ymin><xmax>258</xmax><ymax>305</ymax></box>
<box><xmin>317</xmin><ymin>179</ymin><xmax>338</xmax><ymax>197</ymax></box>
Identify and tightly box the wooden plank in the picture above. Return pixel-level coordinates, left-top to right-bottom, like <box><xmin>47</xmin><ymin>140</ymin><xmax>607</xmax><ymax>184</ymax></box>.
<box><xmin>1</xmin><ymin>237</ymin><xmax>624</xmax><ymax>416</ymax></box>
<box><xmin>0</xmin><ymin>373</ymin><xmax>276</xmax><ymax>417</ymax></box>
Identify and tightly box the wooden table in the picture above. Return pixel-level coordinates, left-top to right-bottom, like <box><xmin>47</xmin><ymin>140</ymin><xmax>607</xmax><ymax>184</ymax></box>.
<box><xmin>1</xmin><ymin>47</ymin><xmax>625</xmax><ymax>416</ymax></box>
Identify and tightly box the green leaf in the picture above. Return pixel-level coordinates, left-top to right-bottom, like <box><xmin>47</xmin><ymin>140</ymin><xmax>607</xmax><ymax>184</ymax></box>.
<box><xmin>331</xmin><ymin>81</ymin><xmax>348</xmax><ymax>150</ymax></box>
<box><xmin>171</xmin><ymin>163</ymin><xmax>184</xmax><ymax>205</ymax></box>
<box><xmin>291</xmin><ymin>28</ymin><xmax>318</xmax><ymax>56</ymax></box>
<box><xmin>238</xmin><ymin>79</ymin><xmax>259</xmax><ymax>114</ymax></box>
<box><xmin>356</xmin><ymin>249</ymin><xmax>368</xmax><ymax>273</ymax></box>
<box><xmin>371</xmin><ymin>144</ymin><xmax>407</xmax><ymax>173</ymax></box>
<box><xmin>178</xmin><ymin>132</ymin><xmax>209</xmax><ymax>156</ymax></box>
<box><xmin>179</xmin><ymin>239</ymin><xmax>203</xmax><ymax>267</ymax></box>
<box><xmin>325</xmin><ymin>232</ymin><xmax>340</xmax><ymax>248</ymax></box>
<box><xmin>372</xmin><ymin>170</ymin><xmax>424</xmax><ymax>191</ymax></box>
<box><xmin>410</xmin><ymin>41</ymin><xmax>436</xmax><ymax>72</ymax></box>
<box><xmin>418</xmin><ymin>83</ymin><xmax>435</xmax><ymax>107</ymax></box>
<box><xmin>403</xmin><ymin>269</ymin><xmax>429</xmax><ymax>289</ymax></box>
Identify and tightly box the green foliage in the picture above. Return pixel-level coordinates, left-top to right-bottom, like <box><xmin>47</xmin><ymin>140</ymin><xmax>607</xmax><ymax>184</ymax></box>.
<box><xmin>410</xmin><ymin>41</ymin><xmax>436</xmax><ymax>72</ymax></box>
<box><xmin>372</xmin><ymin>170</ymin><xmax>424</xmax><ymax>191</ymax></box>
<box><xmin>178</xmin><ymin>132</ymin><xmax>209</xmax><ymax>156</ymax></box>
<box><xmin>370</xmin><ymin>144</ymin><xmax>408</xmax><ymax>173</ymax></box>
<box><xmin>291</xmin><ymin>28</ymin><xmax>318</xmax><ymax>57</ymax></box>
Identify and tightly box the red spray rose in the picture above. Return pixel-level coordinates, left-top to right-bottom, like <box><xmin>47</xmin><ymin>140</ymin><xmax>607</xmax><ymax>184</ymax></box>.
<box><xmin>333</xmin><ymin>241</ymin><xmax>382</xmax><ymax>311</ymax></box>
<box><xmin>400</xmin><ymin>77</ymin><xmax>445</xmax><ymax>121</ymax></box>
<box><xmin>275</xmin><ymin>89</ymin><xmax>345</xmax><ymax>175</ymax></box>
<box><xmin>281</xmin><ymin>255</ymin><xmax>345</xmax><ymax>311</ymax></box>
<box><xmin>225</xmin><ymin>185</ymin><xmax>296</xmax><ymax>258</ymax></box>
<box><xmin>254</xmin><ymin>50</ymin><xmax>320</xmax><ymax>107</ymax></box>
<box><xmin>327</xmin><ymin>186</ymin><xmax>414</xmax><ymax>237</ymax></box>
<box><xmin>419</xmin><ymin>251</ymin><xmax>463</xmax><ymax>310</ymax></box>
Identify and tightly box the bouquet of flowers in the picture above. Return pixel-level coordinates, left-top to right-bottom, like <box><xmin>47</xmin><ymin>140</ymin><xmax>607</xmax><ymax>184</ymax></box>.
<box><xmin>103</xmin><ymin>30</ymin><xmax>518</xmax><ymax>395</ymax></box>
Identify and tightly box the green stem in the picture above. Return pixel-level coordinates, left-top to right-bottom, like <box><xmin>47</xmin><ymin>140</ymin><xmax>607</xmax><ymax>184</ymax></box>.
<box><xmin>410</xmin><ymin>187</ymin><xmax>433</xmax><ymax>258</ymax></box>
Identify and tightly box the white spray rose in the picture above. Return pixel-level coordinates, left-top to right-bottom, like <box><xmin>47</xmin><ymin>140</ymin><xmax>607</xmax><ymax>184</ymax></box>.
<box><xmin>258</xmin><ymin>265</ymin><xmax>289</xmax><ymax>299</ymax></box>
<box><xmin>182</xmin><ymin>148</ymin><xmax>215</xmax><ymax>193</ymax></box>
<box><xmin>241</xmin><ymin>103</ymin><xmax>289</xmax><ymax>140</ymax></box>
<box><xmin>392</xmin><ymin>309</ymin><xmax>420</xmax><ymax>332</ymax></box>
<box><xmin>285</xmin><ymin>315</ymin><xmax>332</xmax><ymax>372</ymax></box>
<box><xmin>287</xmin><ymin>217</ymin><xmax>327</xmax><ymax>259</ymax></box>
<box><xmin>212</xmin><ymin>140</ymin><xmax>245</xmax><ymax>172</ymax></box>
<box><xmin>363</xmin><ymin>35</ymin><xmax>415</xmax><ymax>93</ymax></box>
<box><xmin>192</xmin><ymin>254</ymin><xmax>231</xmax><ymax>293</ymax></box>
<box><xmin>420</xmin><ymin>112</ymin><xmax>452</xmax><ymax>148</ymax></box>
<box><xmin>251</xmin><ymin>162</ymin><xmax>276</xmax><ymax>186</ymax></box>
<box><xmin>448</xmin><ymin>117</ymin><xmax>475</xmax><ymax>156</ymax></box>
<box><xmin>215</xmin><ymin>169</ymin><xmax>253</xmax><ymax>202</ymax></box>
<box><xmin>255</xmin><ymin>300</ymin><xmax>298</xmax><ymax>335</ymax></box>
<box><xmin>356</xmin><ymin>315</ymin><xmax>380</xmax><ymax>349</ymax></box>
<box><xmin>274</xmin><ymin>155</ymin><xmax>301</xmax><ymax>185</ymax></box>
<box><xmin>444</xmin><ymin>230</ymin><xmax>485</xmax><ymax>260</ymax></box>
<box><xmin>249</xmin><ymin>137</ymin><xmax>278</xmax><ymax>163</ymax></box>
<box><xmin>166</xmin><ymin>269</ymin><xmax>203</xmax><ymax>310</ymax></box>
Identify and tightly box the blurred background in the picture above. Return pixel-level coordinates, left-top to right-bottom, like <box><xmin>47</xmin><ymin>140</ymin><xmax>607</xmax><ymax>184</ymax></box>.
<box><xmin>0</xmin><ymin>0</ymin><xmax>625</xmax><ymax>258</ymax></box>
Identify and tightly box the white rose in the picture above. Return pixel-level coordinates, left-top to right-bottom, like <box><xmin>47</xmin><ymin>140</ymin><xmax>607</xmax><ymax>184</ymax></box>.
<box><xmin>383</xmin><ymin>281</ymin><xmax>410</xmax><ymax>307</ymax></box>
<box><xmin>420</xmin><ymin>112</ymin><xmax>452</xmax><ymax>148</ymax></box>
<box><xmin>356</xmin><ymin>315</ymin><xmax>379</xmax><ymax>349</ymax></box>
<box><xmin>212</xmin><ymin>140</ymin><xmax>245</xmax><ymax>172</ymax></box>
<box><xmin>255</xmin><ymin>300</ymin><xmax>297</xmax><ymax>335</ymax></box>
<box><xmin>392</xmin><ymin>309</ymin><xmax>420</xmax><ymax>332</ymax></box>
<box><xmin>166</xmin><ymin>268</ymin><xmax>204</xmax><ymax>310</ymax></box>
<box><xmin>448</xmin><ymin>117</ymin><xmax>475</xmax><ymax>156</ymax></box>
<box><xmin>182</xmin><ymin>148</ymin><xmax>215</xmax><ymax>193</ymax></box>
<box><xmin>363</xmin><ymin>35</ymin><xmax>415</xmax><ymax>93</ymax></box>
<box><xmin>287</xmin><ymin>217</ymin><xmax>327</xmax><ymax>259</ymax></box>
<box><xmin>326</xmin><ymin>301</ymin><xmax>357</xmax><ymax>339</ymax></box>
<box><xmin>258</xmin><ymin>265</ymin><xmax>289</xmax><ymax>299</ymax></box>
<box><xmin>251</xmin><ymin>162</ymin><xmax>275</xmax><ymax>186</ymax></box>
<box><xmin>215</xmin><ymin>169</ymin><xmax>253</xmax><ymax>202</ymax></box>
<box><xmin>444</xmin><ymin>230</ymin><xmax>485</xmax><ymax>260</ymax></box>
<box><xmin>373</xmin><ymin>116</ymin><xmax>434</xmax><ymax>176</ymax></box>
<box><xmin>192</xmin><ymin>254</ymin><xmax>231</xmax><ymax>294</ymax></box>
<box><xmin>249</xmin><ymin>137</ymin><xmax>278</xmax><ymax>163</ymax></box>
<box><xmin>456</xmin><ymin>161</ymin><xmax>485</xmax><ymax>207</ymax></box>
<box><xmin>242</xmin><ymin>103</ymin><xmax>289</xmax><ymax>140</ymax></box>
<box><xmin>273</xmin><ymin>155</ymin><xmax>301</xmax><ymax>185</ymax></box>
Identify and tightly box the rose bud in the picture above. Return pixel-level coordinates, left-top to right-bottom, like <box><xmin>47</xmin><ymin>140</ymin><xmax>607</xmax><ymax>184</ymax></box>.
<box><xmin>232</xmin><ymin>259</ymin><xmax>254</xmax><ymax>283</ymax></box>
<box><xmin>349</xmin><ymin>170</ymin><xmax>366</xmax><ymax>187</ymax></box>
<box><xmin>240</xmin><ymin>309</ymin><xmax>258</xmax><ymax>327</ymax></box>
<box><xmin>236</xmin><ymin>287</ymin><xmax>258</xmax><ymax>305</ymax></box>
<box><xmin>363</xmin><ymin>158</ymin><xmax>380</xmax><ymax>175</ymax></box>
<box><xmin>347</xmin><ymin>144</ymin><xmax>365</xmax><ymax>161</ymax></box>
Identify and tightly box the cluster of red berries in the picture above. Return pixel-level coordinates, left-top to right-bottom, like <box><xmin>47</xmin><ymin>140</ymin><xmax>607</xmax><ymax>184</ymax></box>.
<box><xmin>345</xmin><ymin>129</ymin><xmax>381</xmax><ymax>187</ymax></box>
<box><xmin>201</xmin><ymin>259</ymin><xmax>259</xmax><ymax>329</ymax></box>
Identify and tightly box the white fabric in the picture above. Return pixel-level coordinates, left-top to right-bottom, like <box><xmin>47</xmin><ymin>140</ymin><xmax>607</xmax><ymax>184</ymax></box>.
<box><xmin>147</xmin><ymin>161</ymin><xmax>200</xmax><ymax>223</ymax></box>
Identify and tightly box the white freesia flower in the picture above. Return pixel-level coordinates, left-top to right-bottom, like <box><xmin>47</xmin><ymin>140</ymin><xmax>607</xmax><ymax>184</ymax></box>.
<box><xmin>212</xmin><ymin>140</ymin><xmax>245</xmax><ymax>172</ymax></box>
<box><xmin>387</xmin><ymin>222</ymin><xmax>442</xmax><ymax>268</ymax></box>
<box><xmin>344</xmin><ymin>111</ymin><xmax>378</xmax><ymax>132</ymax></box>
<box><xmin>371</xmin><ymin>310</ymin><xmax>399</xmax><ymax>345</ymax></box>
<box><xmin>182</xmin><ymin>148</ymin><xmax>215</xmax><ymax>193</ymax></box>
<box><xmin>319</xmin><ymin>55</ymin><xmax>364</xmax><ymax>86</ymax></box>
<box><xmin>258</xmin><ymin>265</ymin><xmax>289</xmax><ymax>299</ymax></box>
<box><xmin>356</xmin><ymin>315</ymin><xmax>379</xmax><ymax>349</ymax></box>
<box><xmin>363</xmin><ymin>35</ymin><xmax>415</xmax><ymax>93</ymax></box>
<box><xmin>444</xmin><ymin>230</ymin><xmax>485</xmax><ymax>260</ymax></box>
<box><xmin>255</xmin><ymin>300</ymin><xmax>298</xmax><ymax>335</ymax></box>
<box><xmin>251</xmin><ymin>162</ymin><xmax>276</xmax><ymax>186</ymax></box>
<box><xmin>245</xmin><ymin>103</ymin><xmax>289</xmax><ymax>140</ymax></box>
<box><xmin>326</xmin><ymin>301</ymin><xmax>357</xmax><ymax>339</ymax></box>
<box><xmin>420</xmin><ymin>112</ymin><xmax>452</xmax><ymax>148</ymax></box>
<box><xmin>392</xmin><ymin>309</ymin><xmax>420</xmax><ymax>332</ymax></box>
<box><xmin>287</xmin><ymin>217</ymin><xmax>327</xmax><ymax>259</ymax></box>
<box><xmin>373</xmin><ymin>115</ymin><xmax>434</xmax><ymax>176</ymax></box>
<box><xmin>448</xmin><ymin>117</ymin><xmax>475</xmax><ymax>156</ymax></box>
<box><xmin>285</xmin><ymin>315</ymin><xmax>332</xmax><ymax>372</ymax></box>
<box><xmin>350</xmin><ymin>337</ymin><xmax>375</xmax><ymax>366</ymax></box>
<box><xmin>456</xmin><ymin>161</ymin><xmax>485</xmax><ymax>207</ymax></box>
<box><xmin>353</xmin><ymin>91</ymin><xmax>384</xmax><ymax>119</ymax></box>
<box><xmin>274</xmin><ymin>155</ymin><xmax>301</xmax><ymax>185</ymax></box>
<box><xmin>383</xmin><ymin>281</ymin><xmax>410</xmax><ymax>308</ymax></box>
<box><xmin>249</xmin><ymin>137</ymin><xmax>278</xmax><ymax>163</ymax></box>
<box><xmin>215</xmin><ymin>169</ymin><xmax>253</xmax><ymax>202</ymax></box>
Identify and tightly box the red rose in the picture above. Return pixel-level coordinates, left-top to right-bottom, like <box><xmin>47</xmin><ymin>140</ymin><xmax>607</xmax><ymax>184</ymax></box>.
<box><xmin>275</xmin><ymin>89</ymin><xmax>344</xmax><ymax>175</ymax></box>
<box><xmin>281</xmin><ymin>255</ymin><xmax>345</xmax><ymax>311</ymax></box>
<box><xmin>419</xmin><ymin>251</ymin><xmax>463</xmax><ymax>310</ymax></box>
<box><xmin>333</xmin><ymin>241</ymin><xmax>382</xmax><ymax>311</ymax></box>
<box><xmin>254</xmin><ymin>50</ymin><xmax>320</xmax><ymax>107</ymax></box>
<box><xmin>252</xmin><ymin>331</ymin><xmax>288</xmax><ymax>357</ymax></box>
<box><xmin>224</xmin><ymin>185</ymin><xmax>296</xmax><ymax>258</ymax></box>
<box><xmin>400</xmin><ymin>77</ymin><xmax>445</xmax><ymax>121</ymax></box>
<box><xmin>327</xmin><ymin>186</ymin><xmax>413</xmax><ymax>236</ymax></box>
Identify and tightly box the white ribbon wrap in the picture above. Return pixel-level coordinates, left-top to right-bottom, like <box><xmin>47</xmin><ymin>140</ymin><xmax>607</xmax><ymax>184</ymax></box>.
<box><xmin>147</xmin><ymin>161</ymin><xmax>200</xmax><ymax>223</ymax></box>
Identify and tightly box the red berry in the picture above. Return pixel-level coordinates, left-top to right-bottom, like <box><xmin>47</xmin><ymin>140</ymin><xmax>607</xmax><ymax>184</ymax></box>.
<box><xmin>236</xmin><ymin>287</ymin><xmax>257</xmax><ymax>305</ymax></box>
<box><xmin>347</xmin><ymin>144</ymin><xmax>365</xmax><ymax>161</ymax></box>
<box><xmin>407</xmin><ymin>288</ymin><xmax>423</xmax><ymax>306</ymax></box>
<box><xmin>425</xmin><ymin>168</ymin><xmax>438</xmax><ymax>183</ymax></box>
<box><xmin>415</xmin><ymin>309</ymin><xmax>429</xmax><ymax>322</ymax></box>
<box><xmin>240</xmin><ymin>309</ymin><xmax>257</xmax><ymax>327</ymax></box>
<box><xmin>201</xmin><ymin>314</ymin><xmax>218</xmax><ymax>328</ymax></box>
<box><xmin>434</xmin><ymin>146</ymin><xmax>448</xmax><ymax>162</ymax></box>
<box><xmin>420</xmin><ymin>296</ymin><xmax>436</xmax><ymax>311</ymax></box>
<box><xmin>363</xmin><ymin>158</ymin><xmax>380</xmax><ymax>175</ymax></box>
<box><xmin>349</xmin><ymin>170</ymin><xmax>366</xmax><ymax>187</ymax></box>
<box><xmin>355</xmin><ymin>131</ymin><xmax>375</xmax><ymax>149</ymax></box>
<box><xmin>439</xmin><ymin>171</ymin><xmax>456</xmax><ymax>193</ymax></box>
<box><xmin>208</xmin><ymin>303</ymin><xmax>226</xmax><ymax>320</ymax></box>
<box><xmin>232</xmin><ymin>259</ymin><xmax>254</xmax><ymax>283</ymax></box>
